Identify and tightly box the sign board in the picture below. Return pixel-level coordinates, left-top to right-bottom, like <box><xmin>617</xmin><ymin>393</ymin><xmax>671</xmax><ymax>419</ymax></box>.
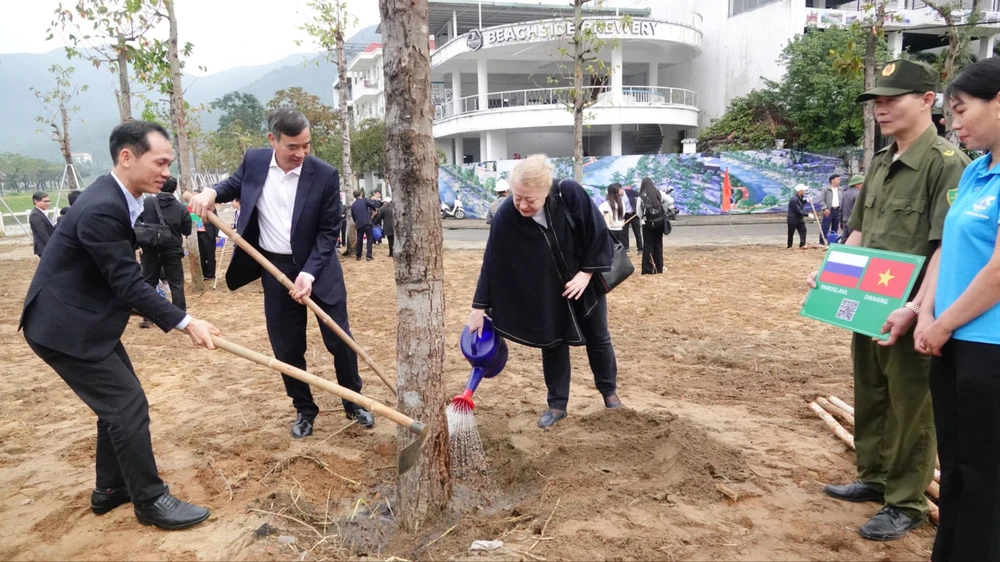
<box><xmin>800</xmin><ymin>245</ymin><xmax>925</xmax><ymax>340</ymax></box>
<box><xmin>481</xmin><ymin>17</ymin><xmax>662</xmax><ymax>48</ymax></box>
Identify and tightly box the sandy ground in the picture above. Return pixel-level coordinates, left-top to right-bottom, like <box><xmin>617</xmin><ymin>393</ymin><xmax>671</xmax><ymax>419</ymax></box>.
<box><xmin>0</xmin><ymin>240</ymin><xmax>936</xmax><ymax>561</ymax></box>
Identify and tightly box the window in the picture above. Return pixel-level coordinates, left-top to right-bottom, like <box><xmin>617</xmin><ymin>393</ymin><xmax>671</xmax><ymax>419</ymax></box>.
<box><xmin>729</xmin><ymin>0</ymin><xmax>783</xmax><ymax>17</ymax></box>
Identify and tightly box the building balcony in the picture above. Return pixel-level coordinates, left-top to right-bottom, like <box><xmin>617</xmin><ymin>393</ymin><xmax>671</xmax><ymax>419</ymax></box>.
<box><xmin>351</xmin><ymin>79</ymin><xmax>382</xmax><ymax>103</ymax></box>
<box><xmin>806</xmin><ymin>0</ymin><xmax>1000</xmax><ymax>32</ymax></box>
<box><xmin>433</xmin><ymin>86</ymin><xmax>699</xmax><ymax>137</ymax></box>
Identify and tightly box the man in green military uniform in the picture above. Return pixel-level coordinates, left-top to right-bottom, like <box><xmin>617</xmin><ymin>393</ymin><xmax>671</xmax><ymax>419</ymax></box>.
<box><xmin>808</xmin><ymin>59</ymin><xmax>969</xmax><ymax>541</ymax></box>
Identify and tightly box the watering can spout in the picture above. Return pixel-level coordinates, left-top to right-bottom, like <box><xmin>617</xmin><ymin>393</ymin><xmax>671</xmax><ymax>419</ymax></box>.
<box><xmin>450</xmin><ymin>318</ymin><xmax>508</xmax><ymax>411</ymax></box>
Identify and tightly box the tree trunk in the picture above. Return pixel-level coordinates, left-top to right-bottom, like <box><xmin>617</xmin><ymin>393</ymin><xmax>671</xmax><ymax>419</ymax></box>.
<box><xmin>862</xmin><ymin>15</ymin><xmax>878</xmax><ymax>172</ymax></box>
<box><xmin>59</xmin><ymin>105</ymin><xmax>78</xmax><ymax>190</ymax></box>
<box><xmin>379</xmin><ymin>0</ymin><xmax>452</xmax><ymax>532</ymax></box>
<box><xmin>166</xmin><ymin>0</ymin><xmax>204</xmax><ymax>294</ymax></box>
<box><xmin>572</xmin><ymin>0</ymin><xmax>585</xmax><ymax>182</ymax></box>
<box><xmin>336</xmin><ymin>7</ymin><xmax>357</xmax><ymax>256</ymax></box>
<box><xmin>117</xmin><ymin>32</ymin><xmax>133</xmax><ymax>122</ymax></box>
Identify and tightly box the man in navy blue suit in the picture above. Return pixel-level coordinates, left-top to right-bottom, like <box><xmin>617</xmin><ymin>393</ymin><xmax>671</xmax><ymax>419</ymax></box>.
<box><xmin>189</xmin><ymin>108</ymin><xmax>373</xmax><ymax>438</ymax></box>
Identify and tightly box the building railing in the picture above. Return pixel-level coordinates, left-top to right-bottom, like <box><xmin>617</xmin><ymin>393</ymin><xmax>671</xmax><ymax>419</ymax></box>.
<box><xmin>823</xmin><ymin>0</ymin><xmax>1000</xmax><ymax>11</ymax></box>
<box><xmin>434</xmin><ymin>86</ymin><xmax>699</xmax><ymax>122</ymax></box>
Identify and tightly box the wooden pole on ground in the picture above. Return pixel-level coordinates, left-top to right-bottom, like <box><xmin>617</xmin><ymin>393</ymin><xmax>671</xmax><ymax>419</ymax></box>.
<box><xmin>809</xmin><ymin>401</ymin><xmax>855</xmax><ymax>449</ymax></box>
<box><xmin>816</xmin><ymin>397</ymin><xmax>854</xmax><ymax>426</ymax></box>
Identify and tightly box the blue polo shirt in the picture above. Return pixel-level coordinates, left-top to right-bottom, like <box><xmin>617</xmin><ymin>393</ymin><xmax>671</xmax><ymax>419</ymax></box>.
<box><xmin>935</xmin><ymin>153</ymin><xmax>1000</xmax><ymax>345</ymax></box>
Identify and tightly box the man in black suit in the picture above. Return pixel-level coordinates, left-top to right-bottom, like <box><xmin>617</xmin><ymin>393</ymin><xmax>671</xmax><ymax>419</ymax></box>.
<box><xmin>57</xmin><ymin>189</ymin><xmax>82</xmax><ymax>226</ymax></box>
<box><xmin>137</xmin><ymin>176</ymin><xmax>192</xmax><ymax>327</ymax></box>
<box><xmin>351</xmin><ymin>189</ymin><xmax>379</xmax><ymax>261</ymax></box>
<box><xmin>28</xmin><ymin>191</ymin><xmax>55</xmax><ymax>256</ymax></box>
<box><xmin>20</xmin><ymin>121</ymin><xmax>221</xmax><ymax>530</ymax></box>
<box><xmin>189</xmin><ymin>108</ymin><xmax>373</xmax><ymax>438</ymax></box>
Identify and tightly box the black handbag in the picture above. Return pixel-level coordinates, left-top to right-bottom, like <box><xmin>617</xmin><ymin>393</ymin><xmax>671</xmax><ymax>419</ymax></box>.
<box><xmin>554</xmin><ymin>182</ymin><xmax>634</xmax><ymax>294</ymax></box>
<box><xmin>134</xmin><ymin>198</ymin><xmax>180</xmax><ymax>248</ymax></box>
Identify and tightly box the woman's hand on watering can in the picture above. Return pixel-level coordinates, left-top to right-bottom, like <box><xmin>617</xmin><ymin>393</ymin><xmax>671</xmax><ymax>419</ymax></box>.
<box><xmin>467</xmin><ymin>308</ymin><xmax>487</xmax><ymax>337</ymax></box>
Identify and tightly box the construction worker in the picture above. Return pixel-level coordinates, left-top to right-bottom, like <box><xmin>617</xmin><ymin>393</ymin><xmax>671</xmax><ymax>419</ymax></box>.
<box><xmin>807</xmin><ymin>59</ymin><xmax>969</xmax><ymax>541</ymax></box>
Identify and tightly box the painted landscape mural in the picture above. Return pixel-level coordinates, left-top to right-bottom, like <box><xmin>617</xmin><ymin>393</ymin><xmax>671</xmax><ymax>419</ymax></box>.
<box><xmin>438</xmin><ymin>151</ymin><xmax>845</xmax><ymax>219</ymax></box>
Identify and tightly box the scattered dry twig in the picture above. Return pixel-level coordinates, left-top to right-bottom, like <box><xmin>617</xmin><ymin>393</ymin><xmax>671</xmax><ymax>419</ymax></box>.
<box><xmin>530</xmin><ymin>497</ymin><xmax>561</xmax><ymax>551</ymax></box>
<box><xmin>248</xmin><ymin>508</ymin><xmax>323</xmax><ymax>538</ymax></box>
<box><xmin>424</xmin><ymin>523</ymin><xmax>458</xmax><ymax>549</ymax></box>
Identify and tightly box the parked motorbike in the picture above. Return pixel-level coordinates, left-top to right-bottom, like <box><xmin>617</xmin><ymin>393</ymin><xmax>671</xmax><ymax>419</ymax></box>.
<box><xmin>441</xmin><ymin>198</ymin><xmax>466</xmax><ymax>219</ymax></box>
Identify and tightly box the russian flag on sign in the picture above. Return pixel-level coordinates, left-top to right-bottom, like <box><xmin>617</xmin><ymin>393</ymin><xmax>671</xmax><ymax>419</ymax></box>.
<box><xmin>819</xmin><ymin>250</ymin><xmax>869</xmax><ymax>289</ymax></box>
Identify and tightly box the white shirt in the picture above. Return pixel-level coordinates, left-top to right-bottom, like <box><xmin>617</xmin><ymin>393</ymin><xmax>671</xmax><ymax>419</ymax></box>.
<box><xmin>598</xmin><ymin>201</ymin><xmax>625</xmax><ymax>231</ymax></box>
<box><xmin>111</xmin><ymin>171</ymin><xmax>190</xmax><ymax>331</ymax></box>
<box><xmin>832</xmin><ymin>186</ymin><xmax>841</xmax><ymax>208</ymax></box>
<box><xmin>256</xmin><ymin>153</ymin><xmax>302</xmax><ymax>255</ymax></box>
<box><xmin>111</xmin><ymin>171</ymin><xmax>145</xmax><ymax>226</ymax></box>
<box><xmin>532</xmin><ymin>207</ymin><xmax>548</xmax><ymax>228</ymax></box>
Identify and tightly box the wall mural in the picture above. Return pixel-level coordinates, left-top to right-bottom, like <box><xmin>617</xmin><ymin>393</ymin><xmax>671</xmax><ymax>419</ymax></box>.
<box><xmin>438</xmin><ymin>152</ymin><xmax>845</xmax><ymax>219</ymax></box>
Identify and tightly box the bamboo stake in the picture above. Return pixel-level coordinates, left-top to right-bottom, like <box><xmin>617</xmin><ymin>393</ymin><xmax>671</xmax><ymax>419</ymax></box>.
<box><xmin>809</xmin><ymin>402</ymin><xmax>854</xmax><ymax>449</ymax></box>
<box><xmin>816</xmin><ymin>397</ymin><xmax>854</xmax><ymax>426</ymax></box>
<box><xmin>828</xmin><ymin>396</ymin><xmax>854</xmax><ymax>415</ymax></box>
<box><xmin>214</xmin><ymin>238</ymin><xmax>228</xmax><ymax>290</ymax></box>
<box><xmin>204</xmin><ymin>211</ymin><xmax>397</xmax><ymax>395</ymax></box>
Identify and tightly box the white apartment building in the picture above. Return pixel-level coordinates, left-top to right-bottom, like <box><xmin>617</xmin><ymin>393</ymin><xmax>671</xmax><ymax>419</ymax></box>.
<box><xmin>347</xmin><ymin>0</ymin><xmax>1000</xmax><ymax>165</ymax></box>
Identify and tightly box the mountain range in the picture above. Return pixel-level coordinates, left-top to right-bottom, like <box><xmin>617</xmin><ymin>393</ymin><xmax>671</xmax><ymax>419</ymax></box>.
<box><xmin>0</xmin><ymin>25</ymin><xmax>380</xmax><ymax>169</ymax></box>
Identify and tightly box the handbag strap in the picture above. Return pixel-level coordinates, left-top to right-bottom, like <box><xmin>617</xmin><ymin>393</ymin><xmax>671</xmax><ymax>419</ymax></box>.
<box><xmin>149</xmin><ymin>196</ymin><xmax>180</xmax><ymax>238</ymax></box>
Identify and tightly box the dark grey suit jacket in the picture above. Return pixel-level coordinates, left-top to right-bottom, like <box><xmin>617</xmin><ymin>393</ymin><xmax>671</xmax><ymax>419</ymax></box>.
<box><xmin>29</xmin><ymin>207</ymin><xmax>55</xmax><ymax>257</ymax></box>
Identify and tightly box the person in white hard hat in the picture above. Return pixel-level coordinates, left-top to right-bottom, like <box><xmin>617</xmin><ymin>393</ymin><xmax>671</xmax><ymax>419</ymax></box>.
<box><xmin>486</xmin><ymin>179</ymin><xmax>510</xmax><ymax>225</ymax></box>
<box><xmin>787</xmin><ymin>184</ymin><xmax>810</xmax><ymax>250</ymax></box>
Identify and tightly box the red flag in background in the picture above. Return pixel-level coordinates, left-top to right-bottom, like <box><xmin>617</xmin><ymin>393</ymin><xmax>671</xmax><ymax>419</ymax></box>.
<box><xmin>722</xmin><ymin>168</ymin><xmax>732</xmax><ymax>213</ymax></box>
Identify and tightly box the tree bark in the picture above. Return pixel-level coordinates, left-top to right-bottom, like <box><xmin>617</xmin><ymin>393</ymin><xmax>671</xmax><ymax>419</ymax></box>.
<box><xmin>58</xmin><ymin>106</ymin><xmax>78</xmax><ymax>190</ymax></box>
<box><xmin>572</xmin><ymin>0</ymin><xmax>585</xmax><ymax>182</ymax></box>
<box><xmin>379</xmin><ymin>0</ymin><xmax>452</xmax><ymax>532</ymax></box>
<box><xmin>166</xmin><ymin>0</ymin><xmax>204</xmax><ymax>294</ymax></box>
<box><xmin>336</xmin><ymin>6</ymin><xmax>357</xmax><ymax>255</ymax></box>
<box><xmin>861</xmin><ymin>2</ymin><xmax>882</xmax><ymax>173</ymax></box>
<box><xmin>116</xmin><ymin>32</ymin><xmax>133</xmax><ymax>122</ymax></box>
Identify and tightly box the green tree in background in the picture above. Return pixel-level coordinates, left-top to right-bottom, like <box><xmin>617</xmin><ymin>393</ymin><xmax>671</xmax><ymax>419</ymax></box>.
<box><xmin>698</xmin><ymin>89</ymin><xmax>794</xmax><ymax>151</ymax></box>
<box><xmin>267</xmin><ymin>87</ymin><xmax>341</xmax><ymax>166</ymax></box>
<box><xmin>350</xmin><ymin>118</ymin><xmax>385</xmax><ymax>180</ymax></box>
<box><xmin>210</xmin><ymin>91</ymin><xmax>267</xmax><ymax>135</ymax></box>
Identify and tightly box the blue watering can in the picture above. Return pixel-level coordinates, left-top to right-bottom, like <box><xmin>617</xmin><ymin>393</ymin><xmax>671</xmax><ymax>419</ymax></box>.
<box><xmin>451</xmin><ymin>316</ymin><xmax>508</xmax><ymax>411</ymax></box>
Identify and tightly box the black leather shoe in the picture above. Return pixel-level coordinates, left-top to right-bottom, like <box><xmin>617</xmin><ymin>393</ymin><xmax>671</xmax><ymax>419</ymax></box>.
<box><xmin>538</xmin><ymin>409</ymin><xmax>567</xmax><ymax>428</ymax></box>
<box><xmin>347</xmin><ymin>408</ymin><xmax>375</xmax><ymax>428</ymax></box>
<box><xmin>134</xmin><ymin>492</ymin><xmax>210</xmax><ymax>530</ymax></box>
<box><xmin>366</xmin><ymin>257</ymin><xmax>373</xmax><ymax>261</ymax></box>
<box><xmin>291</xmin><ymin>413</ymin><xmax>315</xmax><ymax>438</ymax></box>
<box><xmin>859</xmin><ymin>506</ymin><xmax>923</xmax><ymax>541</ymax></box>
<box><xmin>604</xmin><ymin>394</ymin><xmax>623</xmax><ymax>409</ymax></box>
<box><xmin>91</xmin><ymin>486</ymin><xmax>131</xmax><ymax>515</ymax></box>
<box><xmin>823</xmin><ymin>481</ymin><xmax>885</xmax><ymax>503</ymax></box>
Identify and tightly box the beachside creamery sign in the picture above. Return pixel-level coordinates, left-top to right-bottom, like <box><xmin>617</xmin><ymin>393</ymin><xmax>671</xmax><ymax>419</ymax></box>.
<box><xmin>482</xmin><ymin>18</ymin><xmax>660</xmax><ymax>47</ymax></box>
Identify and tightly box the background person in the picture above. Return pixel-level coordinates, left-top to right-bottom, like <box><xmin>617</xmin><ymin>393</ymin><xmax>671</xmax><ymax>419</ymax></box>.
<box><xmin>468</xmin><ymin>154</ymin><xmax>620</xmax><ymax>429</ymax></box>
<box><xmin>621</xmin><ymin>183</ymin><xmax>642</xmax><ymax>254</ymax></box>
<box><xmin>820</xmin><ymin>174</ymin><xmax>843</xmax><ymax>245</ymax></box>
<box><xmin>635</xmin><ymin>178</ymin><xmax>673</xmax><ymax>274</ymax></box>
<box><xmin>137</xmin><ymin>177</ymin><xmax>191</xmax><ymax>328</ymax></box>
<box><xmin>28</xmin><ymin>191</ymin><xmax>54</xmax><ymax>257</ymax></box>
<box><xmin>840</xmin><ymin>174</ymin><xmax>864</xmax><ymax>242</ymax></box>
<box><xmin>913</xmin><ymin>57</ymin><xmax>1000</xmax><ymax>562</ymax></box>
<box><xmin>486</xmin><ymin>179</ymin><xmax>510</xmax><ymax>225</ymax></box>
<box><xmin>599</xmin><ymin>183</ymin><xmax>626</xmax><ymax>244</ymax></box>
<box><xmin>351</xmin><ymin>189</ymin><xmax>379</xmax><ymax>261</ymax></box>
<box><xmin>374</xmin><ymin>196</ymin><xmax>395</xmax><ymax>258</ymax></box>
<box><xmin>787</xmin><ymin>184</ymin><xmax>809</xmax><ymax>249</ymax></box>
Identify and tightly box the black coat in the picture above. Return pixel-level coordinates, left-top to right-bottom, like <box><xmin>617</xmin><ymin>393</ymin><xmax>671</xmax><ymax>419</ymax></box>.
<box><xmin>20</xmin><ymin>174</ymin><xmax>186</xmax><ymax>361</ymax></box>
<box><xmin>473</xmin><ymin>179</ymin><xmax>612</xmax><ymax>348</ymax></box>
<box><xmin>351</xmin><ymin>198</ymin><xmax>379</xmax><ymax>229</ymax></box>
<box><xmin>29</xmin><ymin>207</ymin><xmax>55</xmax><ymax>257</ymax></box>
<box><xmin>139</xmin><ymin>192</ymin><xmax>192</xmax><ymax>255</ymax></box>
<box><xmin>787</xmin><ymin>193</ymin><xmax>809</xmax><ymax>225</ymax></box>
<box><xmin>374</xmin><ymin>202</ymin><xmax>394</xmax><ymax>237</ymax></box>
<box><xmin>211</xmin><ymin>148</ymin><xmax>347</xmax><ymax>305</ymax></box>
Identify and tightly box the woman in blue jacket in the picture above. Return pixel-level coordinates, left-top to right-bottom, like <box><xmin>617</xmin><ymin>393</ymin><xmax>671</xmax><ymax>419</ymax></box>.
<box><xmin>914</xmin><ymin>56</ymin><xmax>1000</xmax><ymax>562</ymax></box>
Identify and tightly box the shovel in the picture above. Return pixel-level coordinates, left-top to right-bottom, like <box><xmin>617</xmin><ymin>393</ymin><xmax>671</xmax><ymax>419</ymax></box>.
<box><xmin>203</xmin><ymin>211</ymin><xmax>397</xmax><ymax>396</ymax></box>
<box><xmin>211</xmin><ymin>335</ymin><xmax>428</xmax><ymax>474</ymax></box>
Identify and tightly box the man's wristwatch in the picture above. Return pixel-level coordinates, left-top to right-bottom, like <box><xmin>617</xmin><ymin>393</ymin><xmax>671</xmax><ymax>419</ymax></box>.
<box><xmin>904</xmin><ymin>302</ymin><xmax>921</xmax><ymax>315</ymax></box>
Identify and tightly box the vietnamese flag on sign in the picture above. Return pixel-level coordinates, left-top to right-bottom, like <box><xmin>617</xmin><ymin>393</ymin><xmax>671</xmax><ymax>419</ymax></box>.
<box><xmin>858</xmin><ymin>257</ymin><xmax>917</xmax><ymax>299</ymax></box>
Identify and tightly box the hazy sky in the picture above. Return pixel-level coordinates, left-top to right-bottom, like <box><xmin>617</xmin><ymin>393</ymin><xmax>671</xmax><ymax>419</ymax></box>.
<box><xmin>0</xmin><ymin>0</ymin><xmax>383</xmax><ymax>74</ymax></box>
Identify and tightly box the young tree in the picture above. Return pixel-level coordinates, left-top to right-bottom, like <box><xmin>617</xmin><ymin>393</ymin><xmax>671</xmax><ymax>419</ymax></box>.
<box><xmin>49</xmin><ymin>0</ymin><xmax>165</xmax><ymax>122</ymax></box>
<box><xmin>301</xmin><ymin>0</ymin><xmax>358</xmax><ymax>253</ymax></box>
<box><xmin>31</xmin><ymin>65</ymin><xmax>87</xmax><ymax>190</ymax></box>
<box><xmin>379</xmin><ymin>0</ymin><xmax>452</xmax><ymax>531</ymax></box>
<box><xmin>924</xmin><ymin>0</ymin><xmax>981</xmax><ymax>144</ymax></box>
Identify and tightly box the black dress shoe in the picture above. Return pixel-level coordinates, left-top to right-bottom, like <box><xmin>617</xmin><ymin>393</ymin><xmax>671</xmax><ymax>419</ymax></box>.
<box><xmin>538</xmin><ymin>409</ymin><xmax>567</xmax><ymax>428</ymax></box>
<box><xmin>366</xmin><ymin>257</ymin><xmax>373</xmax><ymax>261</ymax></box>
<box><xmin>604</xmin><ymin>394</ymin><xmax>623</xmax><ymax>409</ymax></box>
<box><xmin>134</xmin><ymin>492</ymin><xmax>210</xmax><ymax>530</ymax></box>
<box><xmin>347</xmin><ymin>408</ymin><xmax>375</xmax><ymax>428</ymax></box>
<box><xmin>823</xmin><ymin>481</ymin><xmax>885</xmax><ymax>503</ymax></box>
<box><xmin>859</xmin><ymin>506</ymin><xmax>923</xmax><ymax>541</ymax></box>
<box><xmin>291</xmin><ymin>413</ymin><xmax>315</xmax><ymax>438</ymax></box>
<box><xmin>91</xmin><ymin>486</ymin><xmax>131</xmax><ymax>515</ymax></box>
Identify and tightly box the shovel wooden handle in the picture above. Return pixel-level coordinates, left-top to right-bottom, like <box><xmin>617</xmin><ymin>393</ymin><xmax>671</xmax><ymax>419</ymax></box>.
<box><xmin>212</xmin><ymin>336</ymin><xmax>423</xmax><ymax>436</ymax></box>
<box><xmin>204</xmin><ymin>211</ymin><xmax>397</xmax><ymax>396</ymax></box>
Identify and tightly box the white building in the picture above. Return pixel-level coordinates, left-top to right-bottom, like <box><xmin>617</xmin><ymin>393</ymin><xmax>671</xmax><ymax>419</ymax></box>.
<box><xmin>350</xmin><ymin>0</ymin><xmax>999</xmax><ymax>165</ymax></box>
<box><xmin>71</xmin><ymin>152</ymin><xmax>93</xmax><ymax>165</ymax></box>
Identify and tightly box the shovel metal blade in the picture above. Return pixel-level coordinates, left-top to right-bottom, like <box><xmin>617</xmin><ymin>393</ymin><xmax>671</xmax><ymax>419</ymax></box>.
<box><xmin>398</xmin><ymin>421</ymin><xmax>429</xmax><ymax>475</ymax></box>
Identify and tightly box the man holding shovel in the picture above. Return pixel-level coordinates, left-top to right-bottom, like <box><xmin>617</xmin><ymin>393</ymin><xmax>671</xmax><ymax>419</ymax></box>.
<box><xmin>20</xmin><ymin>121</ymin><xmax>221</xmax><ymax>530</ymax></box>
<box><xmin>806</xmin><ymin>59</ymin><xmax>968</xmax><ymax>541</ymax></box>
<box><xmin>190</xmin><ymin>108</ymin><xmax>374</xmax><ymax>438</ymax></box>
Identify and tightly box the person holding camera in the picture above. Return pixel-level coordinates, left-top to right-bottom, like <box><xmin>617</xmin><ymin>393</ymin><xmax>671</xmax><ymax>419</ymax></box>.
<box><xmin>137</xmin><ymin>177</ymin><xmax>191</xmax><ymax>328</ymax></box>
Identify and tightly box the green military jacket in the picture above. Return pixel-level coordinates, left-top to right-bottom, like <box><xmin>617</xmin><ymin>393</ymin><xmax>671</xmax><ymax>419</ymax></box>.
<box><xmin>848</xmin><ymin>124</ymin><xmax>969</xmax><ymax>259</ymax></box>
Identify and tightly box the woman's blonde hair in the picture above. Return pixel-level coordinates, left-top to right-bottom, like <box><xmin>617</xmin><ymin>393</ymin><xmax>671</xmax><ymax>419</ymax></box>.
<box><xmin>509</xmin><ymin>154</ymin><xmax>554</xmax><ymax>192</ymax></box>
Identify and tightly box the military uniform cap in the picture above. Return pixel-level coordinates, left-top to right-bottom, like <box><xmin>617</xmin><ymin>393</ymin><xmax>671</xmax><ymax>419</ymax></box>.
<box><xmin>855</xmin><ymin>59</ymin><xmax>939</xmax><ymax>103</ymax></box>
